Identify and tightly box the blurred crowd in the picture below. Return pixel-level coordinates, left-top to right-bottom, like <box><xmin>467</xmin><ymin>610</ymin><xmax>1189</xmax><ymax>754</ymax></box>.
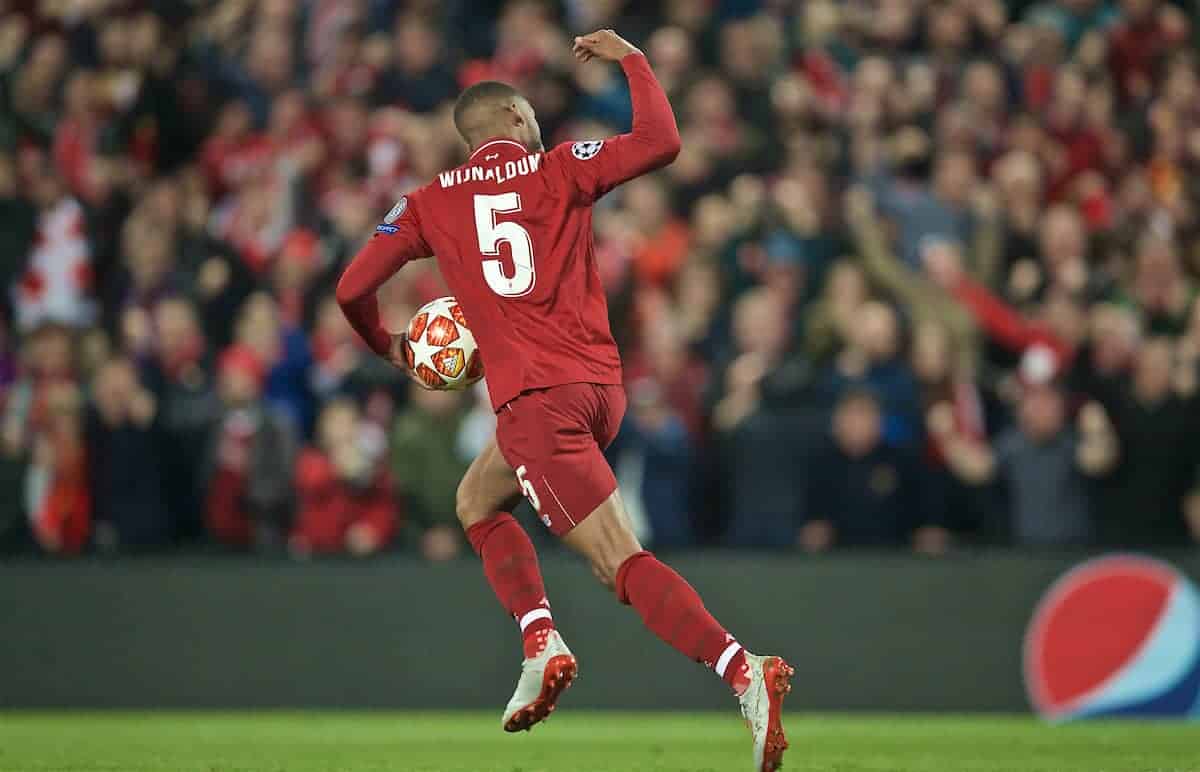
<box><xmin>3</xmin><ymin>0</ymin><xmax>1200</xmax><ymax>559</ymax></box>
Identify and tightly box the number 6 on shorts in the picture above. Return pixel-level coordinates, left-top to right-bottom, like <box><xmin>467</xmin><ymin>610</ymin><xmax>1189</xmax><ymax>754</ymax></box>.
<box><xmin>515</xmin><ymin>465</ymin><xmax>542</xmax><ymax>513</ymax></box>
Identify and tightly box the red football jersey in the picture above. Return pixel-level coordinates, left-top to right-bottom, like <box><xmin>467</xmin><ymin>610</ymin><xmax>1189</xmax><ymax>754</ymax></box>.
<box><xmin>337</xmin><ymin>53</ymin><xmax>680</xmax><ymax>410</ymax></box>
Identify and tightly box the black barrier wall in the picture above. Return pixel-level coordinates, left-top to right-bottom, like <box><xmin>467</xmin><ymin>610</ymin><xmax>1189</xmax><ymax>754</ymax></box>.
<box><xmin>3</xmin><ymin>553</ymin><xmax>1198</xmax><ymax>711</ymax></box>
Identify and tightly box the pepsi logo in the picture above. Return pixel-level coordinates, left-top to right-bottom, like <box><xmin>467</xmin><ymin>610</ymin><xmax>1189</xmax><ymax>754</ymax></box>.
<box><xmin>1023</xmin><ymin>555</ymin><xmax>1200</xmax><ymax>720</ymax></box>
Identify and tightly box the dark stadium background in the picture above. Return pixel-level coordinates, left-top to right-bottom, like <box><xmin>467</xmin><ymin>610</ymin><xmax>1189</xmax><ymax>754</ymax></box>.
<box><xmin>3</xmin><ymin>0</ymin><xmax>1200</xmax><ymax>716</ymax></box>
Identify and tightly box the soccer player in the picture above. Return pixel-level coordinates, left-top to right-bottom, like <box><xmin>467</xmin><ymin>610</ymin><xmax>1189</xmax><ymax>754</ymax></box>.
<box><xmin>336</xmin><ymin>30</ymin><xmax>792</xmax><ymax>771</ymax></box>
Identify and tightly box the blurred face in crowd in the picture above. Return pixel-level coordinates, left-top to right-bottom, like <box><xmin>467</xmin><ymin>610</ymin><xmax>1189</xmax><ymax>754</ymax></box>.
<box><xmin>123</xmin><ymin>216</ymin><xmax>174</xmax><ymax>291</ymax></box>
<box><xmin>218</xmin><ymin>363</ymin><xmax>260</xmax><ymax>408</ymax></box>
<box><xmin>685</xmin><ymin>77</ymin><xmax>735</xmax><ymax>126</ymax></box>
<box><xmin>690</xmin><ymin>194</ymin><xmax>736</xmax><ymax>249</ymax></box>
<box><xmin>62</xmin><ymin>70</ymin><xmax>96</xmax><ymax>120</ymax></box>
<box><xmin>665</xmin><ymin>0</ymin><xmax>712</xmax><ymax>33</ymax></box>
<box><xmin>236</xmin><ymin>294</ymin><xmax>283</xmax><ymax>361</ymax></box>
<box><xmin>155</xmin><ymin>298</ymin><xmax>203</xmax><ymax>359</ymax></box>
<box><xmin>1018</xmin><ymin>385</ymin><xmax>1066</xmax><ymax>443</ymax></box>
<box><xmin>674</xmin><ymin>261</ymin><xmax>721</xmax><ymax>324</ymax></box>
<box><xmin>269</xmin><ymin>90</ymin><xmax>306</xmax><ymax>136</ymax></box>
<box><xmin>327</xmin><ymin>97</ymin><xmax>369</xmax><ymax>156</ymax></box>
<box><xmin>648</xmin><ymin>26</ymin><xmax>692</xmax><ymax>77</ymax></box>
<box><xmin>92</xmin><ymin>358</ymin><xmax>140</xmax><ymax>422</ymax></box>
<box><xmin>127</xmin><ymin>12</ymin><xmax>162</xmax><ymax>69</ymax></box>
<box><xmin>933</xmin><ymin>151</ymin><xmax>975</xmax><ymax>207</ymax></box>
<box><xmin>318</xmin><ymin>399</ymin><xmax>359</xmax><ymax>453</ymax></box>
<box><xmin>927</xmin><ymin>3</ymin><xmax>969</xmax><ymax>52</ymax></box>
<box><xmin>248</xmin><ymin>24</ymin><xmax>294</xmax><ymax>93</ymax></box>
<box><xmin>98</xmin><ymin>18</ymin><xmax>130</xmax><ymax>68</ymax></box>
<box><xmin>875</xmin><ymin>0</ymin><xmax>916</xmax><ymax>46</ymax></box>
<box><xmin>1135</xmin><ymin>234</ymin><xmax>1181</xmax><ymax>290</ymax></box>
<box><xmin>1121</xmin><ymin>0</ymin><xmax>1156</xmax><ymax>21</ymax></box>
<box><xmin>855</xmin><ymin>301</ymin><xmax>901</xmax><ymax>362</ymax></box>
<box><xmin>1041</xmin><ymin>290</ymin><xmax>1087</xmax><ymax>344</ymax></box>
<box><xmin>733</xmin><ymin>289</ymin><xmax>789</xmax><ymax>357</ymax></box>
<box><xmin>833</xmin><ymin>393</ymin><xmax>883</xmax><ymax>459</ymax></box>
<box><xmin>824</xmin><ymin>260</ymin><xmax>867</xmax><ymax>308</ymax></box>
<box><xmin>1163</xmin><ymin>56</ymin><xmax>1197</xmax><ymax>111</ymax></box>
<box><xmin>27</xmin><ymin>326</ymin><xmax>74</xmax><ymax>379</ymax></box>
<box><xmin>395</xmin><ymin>18</ymin><xmax>440</xmax><ymax>74</ymax></box>
<box><xmin>912</xmin><ymin>322</ymin><xmax>952</xmax><ymax>384</ymax></box>
<box><xmin>854</xmin><ymin>57</ymin><xmax>894</xmax><ymax>102</ymax></box>
<box><xmin>1088</xmin><ymin>304</ymin><xmax>1139</xmax><ymax>375</ymax></box>
<box><xmin>963</xmin><ymin>61</ymin><xmax>1006</xmax><ymax>115</ymax></box>
<box><xmin>1039</xmin><ymin>206</ymin><xmax>1086</xmax><ymax>264</ymax></box>
<box><xmin>315</xmin><ymin>296</ymin><xmax>353</xmax><ymax>343</ymax></box>
<box><xmin>720</xmin><ymin>17</ymin><xmax>779</xmax><ymax>83</ymax></box>
<box><xmin>215</xmin><ymin>101</ymin><xmax>254</xmax><ymax>140</ymax></box>
<box><xmin>1134</xmin><ymin>339</ymin><xmax>1174</xmax><ymax>404</ymax></box>
<box><xmin>995</xmin><ymin>150</ymin><xmax>1042</xmax><ymax>206</ymax></box>
<box><xmin>624</xmin><ymin>177</ymin><xmax>671</xmax><ymax>232</ymax></box>
<box><xmin>642</xmin><ymin>312</ymin><xmax>687</xmax><ymax>380</ymax></box>
<box><xmin>25</xmin><ymin>34</ymin><xmax>66</xmax><ymax>87</ymax></box>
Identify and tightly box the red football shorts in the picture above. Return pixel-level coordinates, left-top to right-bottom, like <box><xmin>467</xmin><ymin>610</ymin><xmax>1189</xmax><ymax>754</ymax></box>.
<box><xmin>495</xmin><ymin>382</ymin><xmax>626</xmax><ymax>536</ymax></box>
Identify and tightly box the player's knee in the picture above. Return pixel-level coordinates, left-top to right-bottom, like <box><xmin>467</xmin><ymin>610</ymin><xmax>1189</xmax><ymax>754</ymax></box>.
<box><xmin>455</xmin><ymin>481</ymin><xmax>488</xmax><ymax>530</ymax></box>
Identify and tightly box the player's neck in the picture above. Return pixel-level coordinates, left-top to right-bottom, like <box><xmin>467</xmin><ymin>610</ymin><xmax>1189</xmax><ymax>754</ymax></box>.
<box><xmin>469</xmin><ymin>136</ymin><xmax>529</xmax><ymax>159</ymax></box>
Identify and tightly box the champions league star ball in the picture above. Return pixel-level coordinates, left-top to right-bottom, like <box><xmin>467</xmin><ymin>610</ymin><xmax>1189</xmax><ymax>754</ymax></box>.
<box><xmin>404</xmin><ymin>296</ymin><xmax>484</xmax><ymax>391</ymax></box>
<box><xmin>1023</xmin><ymin>554</ymin><xmax>1200</xmax><ymax>721</ymax></box>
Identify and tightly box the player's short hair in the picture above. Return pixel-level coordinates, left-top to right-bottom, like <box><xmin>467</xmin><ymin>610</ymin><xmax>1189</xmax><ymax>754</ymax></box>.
<box><xmin>453</xmin><ymin>80</ymin><xmax>522</xmax><ymax>144</ymax></box>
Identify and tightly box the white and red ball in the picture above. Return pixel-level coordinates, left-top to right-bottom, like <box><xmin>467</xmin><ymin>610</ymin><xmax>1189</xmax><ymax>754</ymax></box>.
<box><xmin>404</xmin><ymin>296</ymin><xmax>484</xmax><ymax>391</ymax></box>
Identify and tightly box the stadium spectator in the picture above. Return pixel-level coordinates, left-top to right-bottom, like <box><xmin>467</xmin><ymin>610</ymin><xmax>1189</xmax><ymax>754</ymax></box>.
<box><xmin>205</xmin><ymin>344</ymin><xmax>297</xmax><ymax>551</ymax></box>
<box><xmin>711</xmin><ymin>288</ymin><xmax>813</xmax><ymax>548</ymax></box>
<box><xmin>938</xmin><ymin>383</ymin><xmax>1118</xmax><ymax>546</ymax></box>
<box><xmin>291</xmin><ymin>398</ymin><xmax>397</xmax><ymax>557</ymax></box>
<box><xmin>802</xmin><ymin>388</ymin><xmax>942</xmax><ymax>553</ymax></box>
<box><xmin>1094</xmin><ymin>337</ymin><xmax>1200</xmax><ymax>545</ymax></box>
<box><xmin>610</xmin><ymin>377</ymin><xmax>696</xmax><ymax>549</ymax></box>
<box><xmin>390</xmin><ymin>384</ymin><xmax>471</xmax><ymax>561</ymax></box>
<box><xmin>817</xmin><ymin>300</ymin><xmax>922</xmax><ymax>446</ymax></box>
<box><xmin>234</xmin><ymin>293</ymin><xmax>314</xmax><ymax>434</ymax></box>
<box><xmin>86</xmin><ymin>356</ymin><xmax>171</xmax><ymax>549</ymax></box>
<box><xmin>144</xmin><ymin>297</ymin><xmax>220</xmax><ymax>542</ymax></box>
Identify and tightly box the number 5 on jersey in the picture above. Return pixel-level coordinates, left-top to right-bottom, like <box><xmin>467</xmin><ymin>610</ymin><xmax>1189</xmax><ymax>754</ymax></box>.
<box><xmin>475</xmin><ymin>192</ymin><xmax>535</xmax><ymax>297</ymax></box>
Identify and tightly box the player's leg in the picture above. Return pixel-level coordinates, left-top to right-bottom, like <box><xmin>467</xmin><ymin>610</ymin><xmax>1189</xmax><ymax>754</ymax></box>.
<box><xmin>456</xmin><ymin>437</ymin><xmax>576</xmax><ymax>732</ymax></box>
<box><xmin>561</xmin><ymin>490</ymin><xmax>752</xmax><ymax>690</ymax></box>
<box><xmin>536</xmin><ymin>384</ymin><xmax>792</xmax><ymax>772</ymax></box>
<box><xmin>562</xmin><ymin>489</ymin><xmax>794</xmax><ymax>772</ymax></box>
<box><xmin>457</xmin><ymin>438</ymin><xmax>557</xmax><ymax>654</ymax></box>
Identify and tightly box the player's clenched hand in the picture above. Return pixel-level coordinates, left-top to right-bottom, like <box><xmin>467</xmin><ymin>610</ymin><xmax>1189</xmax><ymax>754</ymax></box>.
<box><xmin>572</xmin><ymin>29</ymin><xmax>640</xmax><ymax>63</ymax></box>
<box><xmin>389</xmin><ymin>332</ymin><xmax>433</xmax><ymax>389</ymax></box>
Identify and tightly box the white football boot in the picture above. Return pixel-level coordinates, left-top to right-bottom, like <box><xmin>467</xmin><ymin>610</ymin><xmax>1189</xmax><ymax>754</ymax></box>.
<box><xmin>502</xmin><ymin>630</ymin><xmax>578</xmax><ymax>732</ymax></box>
<box><xmin>737</xmin><ymin>653</ymin><xmax>795</xmax><ymax>771</ymax></box>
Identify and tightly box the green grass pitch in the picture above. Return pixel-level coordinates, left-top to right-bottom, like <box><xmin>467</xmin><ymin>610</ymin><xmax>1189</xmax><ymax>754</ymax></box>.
<box><xmin>1</xmin><ymin>712</ymin><xmax>1197</xmax><ymax>772</ymax></box>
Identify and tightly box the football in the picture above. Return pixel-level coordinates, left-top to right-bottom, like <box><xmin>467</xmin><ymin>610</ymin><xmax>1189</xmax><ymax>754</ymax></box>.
<box><xmin>404</xmin><ymin>296</ymin><xmax>484</xmax><ymax>390</ymax></box>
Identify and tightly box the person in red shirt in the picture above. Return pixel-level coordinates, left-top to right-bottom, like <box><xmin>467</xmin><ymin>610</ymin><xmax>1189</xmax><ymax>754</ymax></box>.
<box><xmin>290</xmin><ymin>398</ymin><xmax>397</xmax><ymax>556</ymax></box>
<box><xmin>337</xmin><ymin>30</ymin><xmax>792</xmax><ymax>772</ymax></box>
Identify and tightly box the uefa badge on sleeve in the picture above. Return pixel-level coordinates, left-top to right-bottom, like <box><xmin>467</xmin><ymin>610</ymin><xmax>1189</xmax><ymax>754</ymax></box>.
<box><xmin>571</xmin><ymin>140</ymin><xmax>604</xmax><ymax>160</ymax></box>
<box><xmin>384</xmin><ymin>197</ymin><xmax>408</xmax><ymax>223</ymax></box>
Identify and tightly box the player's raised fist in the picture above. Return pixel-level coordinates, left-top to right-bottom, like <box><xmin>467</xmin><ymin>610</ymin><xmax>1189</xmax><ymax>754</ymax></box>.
<box><xmin>572</xmin><ymin>29</ymin><xmax>640</xmax><ymax>63</ymax></box>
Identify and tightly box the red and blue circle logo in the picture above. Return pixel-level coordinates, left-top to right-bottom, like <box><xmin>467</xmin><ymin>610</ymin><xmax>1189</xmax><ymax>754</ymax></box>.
<box><xmin>1024</xmin><ymin>555</ymin><xmax>1200</xmax><ymax>720</ymax></box>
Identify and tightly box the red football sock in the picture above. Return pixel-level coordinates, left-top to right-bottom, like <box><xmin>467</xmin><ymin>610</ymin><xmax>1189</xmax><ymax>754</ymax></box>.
<box><xmin>466</xmin><ymin>513</ymin><xmax>555</xmax><ymax>658</ymax></box>
<box><xmin>615</xmin><ymin>551</ymin><xmax>750</xmax><ymax>695</ymax></box>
